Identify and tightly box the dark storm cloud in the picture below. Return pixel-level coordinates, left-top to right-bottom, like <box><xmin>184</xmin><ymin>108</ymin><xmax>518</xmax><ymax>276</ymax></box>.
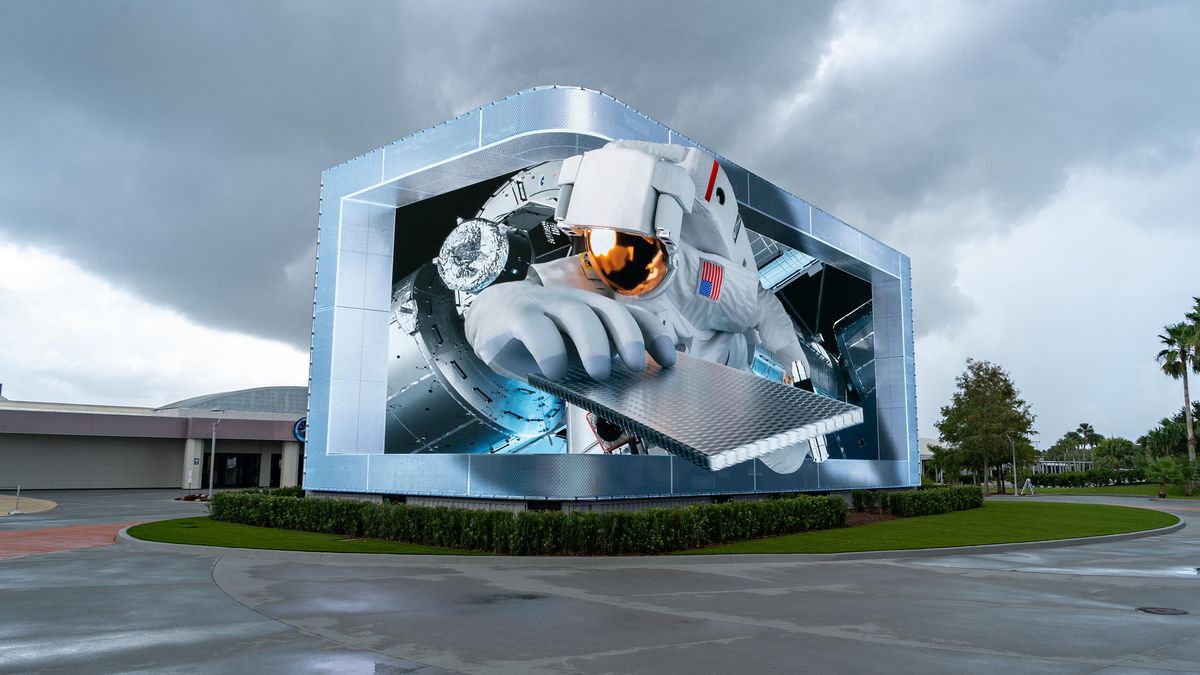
<box><xmin>0</xmin><ymin>0</ymin><xmax>419</xmax><ymax>346</ymax></box>
<box><xmin>0</xmin><ymin>0</ymin><xmax>839</xmax><ymax>348</ymax></box>
<box><xmin>1</xmin><ymin>0</ymin><xmax>1198</xmax><ymax>351</ymax></box>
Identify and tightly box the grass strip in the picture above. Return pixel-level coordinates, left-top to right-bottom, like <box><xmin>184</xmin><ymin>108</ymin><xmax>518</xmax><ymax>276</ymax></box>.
<box><xmin>128</xmin><ymin>517</ymin><xmax>478</xmax><ymax>555</ymax></box>
<box><xmin>131</xmin><ymin>502</ymin><xmax>1178</xmax><ymax>557</ymax></box>
<box><xmin>677</xmin><ymin>501</ymin><xmax>1178</xmax><ymax>555</ymax></box>
<box><xmin>1035</xmin><ymin>483</ymin><xmax>1200</xmax><ymax>499</ymax></box>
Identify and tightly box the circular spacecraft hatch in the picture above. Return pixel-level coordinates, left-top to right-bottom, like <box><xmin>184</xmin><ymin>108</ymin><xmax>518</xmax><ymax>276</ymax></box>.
<box><xmin>386</xmin><ymin>264</ymin><xmax>564</xmax><ymax>454</ymax></box>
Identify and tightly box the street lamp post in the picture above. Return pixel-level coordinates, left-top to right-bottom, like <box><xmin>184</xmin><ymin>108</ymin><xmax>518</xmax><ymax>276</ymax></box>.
<box><xmin>207</xmin><ymin>409</ymin><xmax>225</xmax><ymax>499</ymax></box>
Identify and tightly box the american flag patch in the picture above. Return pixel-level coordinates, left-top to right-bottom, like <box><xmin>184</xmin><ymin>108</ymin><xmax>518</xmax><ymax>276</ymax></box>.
<box><xmin>697</xmin><ymin>259</ymin><xmax>723</xmax><ymax>301</ymax></box>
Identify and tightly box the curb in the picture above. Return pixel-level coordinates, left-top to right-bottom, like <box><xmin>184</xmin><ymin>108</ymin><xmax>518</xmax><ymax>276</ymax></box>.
<box><xmin>116</xmin><ymin>517</ymin><xmax>1185</xmax><ymax>567</ymax></box>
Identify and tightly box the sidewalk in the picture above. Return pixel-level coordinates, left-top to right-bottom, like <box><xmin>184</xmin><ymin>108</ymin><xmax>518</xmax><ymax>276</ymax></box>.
<box><xmin>0</xmin><ymin>521</ymin><xmax>142</xmax><ymax>560</ymax></box>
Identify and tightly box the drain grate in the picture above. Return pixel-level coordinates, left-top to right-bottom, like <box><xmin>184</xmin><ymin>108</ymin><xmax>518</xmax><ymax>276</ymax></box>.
<box><xmin>1137</xmin><ymin>607</ymin><xmax>1189</xmax><ymax>616</ymax></box>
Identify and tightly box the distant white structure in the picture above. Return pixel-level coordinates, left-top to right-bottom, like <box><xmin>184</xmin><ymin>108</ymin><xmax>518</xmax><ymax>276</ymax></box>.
<box><xmin>1034</xmin><ymin>460</ymin><xmax>1092</xmax><ymax>474</ymax></box>
<box><xmin>919</xmin><ymin>437</ymin><xmax>938</xmax><ymax>482</ymax></box>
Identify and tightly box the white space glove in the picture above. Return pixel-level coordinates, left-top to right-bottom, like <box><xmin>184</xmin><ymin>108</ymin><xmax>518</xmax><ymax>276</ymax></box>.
<box><xmin>465</xmin><ymin>282</ymin><xmax>677</xmax><ymax>381</ymax></box>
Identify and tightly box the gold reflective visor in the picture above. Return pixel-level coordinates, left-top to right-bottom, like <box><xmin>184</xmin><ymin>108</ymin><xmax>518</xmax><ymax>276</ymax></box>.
<box><xmin>585</xmin><ymin>228</ymin><xmax>669</xmax><ymax>297</ymax></box>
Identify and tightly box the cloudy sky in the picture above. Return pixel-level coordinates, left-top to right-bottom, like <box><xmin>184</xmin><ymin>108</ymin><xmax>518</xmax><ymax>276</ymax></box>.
<box><xmin>2</xmin><ymin>0</ymin><xmax>1197</xmax><ymax>444</ymax></box>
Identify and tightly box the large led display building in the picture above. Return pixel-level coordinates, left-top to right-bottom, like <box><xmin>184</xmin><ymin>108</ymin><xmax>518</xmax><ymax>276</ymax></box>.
<box><xmin>305</xmin><ymin>87</ymin><xmax>917</xmax><ymax>507</ymax></box>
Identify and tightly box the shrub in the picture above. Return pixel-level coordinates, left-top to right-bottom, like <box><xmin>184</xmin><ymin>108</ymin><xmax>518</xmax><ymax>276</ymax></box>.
<box><xmin>851</xmin><ymin>489</ymin><xmax>889</xmax><ymax>513</ymax></box>
<box><xmin>210</xmin><ymin>491</ymin><xmax>849</xmax><ymax>555</ymax></box>
<box><xmin>1030</xmin><ymin>469</ymin><xmax>1147</xmax><ymax>488</ymax></box>
<box><xmin>269</xmin><ymin>485</ymin><xmax>305</xmax><ymax>498</ymax></box>
<box><xmin>888</xmin><ymin>485</ymin><xmax>983</xmax><ymax>517</ymax></box>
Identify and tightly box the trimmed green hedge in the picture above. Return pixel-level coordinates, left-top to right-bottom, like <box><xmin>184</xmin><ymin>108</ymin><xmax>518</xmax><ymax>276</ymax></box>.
<box><xmin>1031</xmin><ymin>469</ymin><xmax>1145</xmax><ymax>488</ymax></box>
<box><xmin>210</xmin><ymin>491</ymin><xmax>848</xmax><ymax>555</ymax></box>
<box><xmin>853</xmin><ymin>485</ymin><xmax>983</xmax><ymax>517</ymax></box>
<box><xmin>890</xmin><ymin>485</ymin><xmax>983</xmax><ymax>516</ymax></box>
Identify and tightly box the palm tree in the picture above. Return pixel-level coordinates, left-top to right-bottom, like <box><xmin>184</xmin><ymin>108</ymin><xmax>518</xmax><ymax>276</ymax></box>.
<box><xmin>1188</xmin><ymin>296</ymin><xmax>1200</xmax><ymax>330</ymax></box>
<box><xmin>1144</xmin><ymin>456</ymin><xmax>1181</xmax><ymax>499</ymax></box>
<box><xmin>1158</xmin><ymin>323</ymin><xmax>1197</xmax><ymax>462</ymax></box>
<box><xmin>1061</xmin><ymin>430</ymin><xmax>1084</xmax><ymax>463</ymax></box>
<box><xmin>1075</xmin><ymin>422</ymin><xmax>1102</xmax><ymax>462</ymax></box>
<box><xmin>1158</xmin><ymin>322</ymin><xmax>1197</xmax><ymax>493</ymax></box>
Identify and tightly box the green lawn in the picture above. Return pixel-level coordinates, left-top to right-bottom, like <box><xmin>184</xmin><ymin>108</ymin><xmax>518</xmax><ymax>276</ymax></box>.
<box><xmin>127</xmin><ymin>517</ymin><xmax>477</xmax><ymax>555</ymax></box>
<box><xmin>130</xmin><ymin>503</ymin><xmax>1179</xmax><ymax>557</ymax></box>
<box><xmin>1035</xmin><ymin>483</ymin><xmax>1200</xmax><ymax>499</ymax></box>
<box><xmin>678</xmin><ymin>501</ymin><xmax>1178</xmax><ymax>555</ymax></box>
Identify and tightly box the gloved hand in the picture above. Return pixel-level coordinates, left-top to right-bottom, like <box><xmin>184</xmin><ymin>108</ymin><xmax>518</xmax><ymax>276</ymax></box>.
<box><xmin>465</xmin><ymin>281</ymin><xmax>677</xmax><ymax>381</ymax></box>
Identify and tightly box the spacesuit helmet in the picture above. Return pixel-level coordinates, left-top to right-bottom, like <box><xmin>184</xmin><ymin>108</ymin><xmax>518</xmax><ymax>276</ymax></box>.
<box><xmin>554</xmin><ymin>142</ymin><xmax>696</xmax><ymax>298</ymax></box>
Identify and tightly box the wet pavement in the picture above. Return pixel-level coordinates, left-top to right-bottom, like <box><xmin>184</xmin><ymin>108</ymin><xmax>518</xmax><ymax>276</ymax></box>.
<box><xmin>1</xmin><ymin>491</ymin><xmax>1198</xmax><ymax>673</ymax></box>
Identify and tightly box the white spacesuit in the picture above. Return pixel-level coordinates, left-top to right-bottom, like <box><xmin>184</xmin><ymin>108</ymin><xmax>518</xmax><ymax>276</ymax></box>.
<box><xmin>465</xmin><ymin>141</ymin><xmax>817</xmax><ymax>470</ymax></box>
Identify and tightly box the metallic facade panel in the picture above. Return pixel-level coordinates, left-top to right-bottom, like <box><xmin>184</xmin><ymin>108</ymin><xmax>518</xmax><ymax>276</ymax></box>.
<box><xmin>757</xmin><ymin>457</ymin><xmax>820</xmax><ymax>492</ymax></box>
<box><xmin>382</xmin><ymin>110</ymin><xmax>481</xmax><ymax>183</ymax></box>
<box><xmin>365</xmin><ymin>203</ymin><xmax>395</xmax><ymax>256</ymax></box>
<box><xmin>356</xmin><ymin>377</ymin><xmax>387</xmax><ymax>455</ymax></box>
<box><xmin>333</xmin><ymin>250</ymin><xmax>367</xmax><ymax>309</ymax></box>
<box><xmin>484</xmin><ymin>132</ymin><xmax>607</xmax><ymax>164</ymax></box>
<box><xmin>366</xmin><ymin>453</ymin><xmax>469</xmax><ymax>496</ymax></box>
<box><xmin>305</xmin><ymin>454</ymin><xmax>914</xmax><ymax>499</ymax></box>
<box><xmin>322</xmin><ymin>149</ymin><xmax>384</xmax><ymax>198</ymax></box>
<box><xmin>469</xmin><ymin>454</ymin><xmax>669</xmax><ymax>499</ymax></box>
<box><xmin>872</xmin><ymin>280</ymin><xmax>905</xmax><ymax>359</ymax></box>
<box><xmin>747</xmin><ymin>173</ymin><xmax>813</xmax><ymax>235</ymax></box>
<box><xmin>338</xmin><ymin>199</ymin><xmax>372</xmax><ymax>253</ymax></box>
<box><xmin>325</xmin><ymin>377</ymin><xmax>360</xmax><ymax>455</ymax></box>
<box><xmin>811</xmin><ymin>206</ymin><xmax>862</xmax><ymax>260</ymax></box>
<box><xmin>858</xmin><ymin>234</ymin><xmax>902</xmax><ymax>278</ymax></box>
<box><xmin>329</xmin><ymin>309</ymin><xmax>364</xmax><ymax>383</ymax></box>
<box><xmin>313</xmin><ymin>206</ymin><xmax>340</xmax><ymax>312</ymax></box>
<box><xmin>480</xmin><ymin>87</ymin><xmax>670</xmax><ymax>148</ymax></box>
<box><xmin>306</xmin><ymin>86</ymin><xmax>919</xmax><ymax>499</ymax></box>
<box><xmin>363</xmin><ymin>253</ymin><xmax>393</xmax><ymax>313</ymax></box>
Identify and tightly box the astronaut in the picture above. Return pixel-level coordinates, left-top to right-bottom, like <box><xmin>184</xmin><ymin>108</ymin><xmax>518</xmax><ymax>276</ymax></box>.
<box><xmin>464</xmin><ymin>141</ymin><xmax>816</xmax><ymax>469</ymax></box>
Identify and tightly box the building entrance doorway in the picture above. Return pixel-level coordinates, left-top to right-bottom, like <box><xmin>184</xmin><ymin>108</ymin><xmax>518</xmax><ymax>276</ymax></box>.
<box><xmin>200</xmin><ymin>453</ymin><xmax>262</xmax><ymax>488</ymax></box>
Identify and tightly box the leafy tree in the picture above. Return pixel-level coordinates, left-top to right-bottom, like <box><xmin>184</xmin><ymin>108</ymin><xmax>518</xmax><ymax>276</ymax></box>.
<box><xmin>928</xmin><ymin>443</ymin><xmax>967</xmax><ymax>484</ymax></box>
<box><xmin>1093</xmin><ymin>437</ymin><xmax>1140</xmax><ymax>470</ymax></box>
<box><xmin>935</xmin><ymin>359</ymin><xmax>1037</xmax><ymax>494</ymax></box>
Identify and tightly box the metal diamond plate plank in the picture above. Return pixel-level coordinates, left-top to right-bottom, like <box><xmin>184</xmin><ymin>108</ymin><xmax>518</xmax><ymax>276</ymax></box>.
<box><xmin>529</xmin><ymin>353</ymin><xmax>863</xmax><ymax>471</ymax></box>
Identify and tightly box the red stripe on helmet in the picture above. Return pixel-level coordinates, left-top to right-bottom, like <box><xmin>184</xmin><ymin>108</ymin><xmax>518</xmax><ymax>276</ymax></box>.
<box><xmin>704</xmin><ymin>160</ymin><xmax>719</xmax><ymax>201</ymax></box>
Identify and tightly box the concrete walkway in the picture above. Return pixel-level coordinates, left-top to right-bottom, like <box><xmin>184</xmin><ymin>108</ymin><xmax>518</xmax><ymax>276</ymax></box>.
<box><xmin>2</xmin><ymin>492</ymin><xmax>1198</xmax><ymax>673</ymax></box>
<box><xmin>0</xmin><ymin>521</ymin><xmax>143</xmax><ymax>560</ymax></box>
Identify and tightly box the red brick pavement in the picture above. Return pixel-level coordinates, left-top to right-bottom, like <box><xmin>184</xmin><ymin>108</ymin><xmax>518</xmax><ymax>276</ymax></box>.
<box><xmin>0</xmin><ymin>521</ymin><xmax>143</xmax><ymax>560</ymax></box>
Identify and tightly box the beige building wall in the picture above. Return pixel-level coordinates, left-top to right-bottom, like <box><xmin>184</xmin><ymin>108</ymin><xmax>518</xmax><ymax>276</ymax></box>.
<box><xmin>0</xmin><ymin>434</ymin><xmax>181</xmax><ymax>489</ymax></box>
<box><xmin>0</xmin><ymin>434</ymin><xmax>300</xmax><ymax>490</ymax></box>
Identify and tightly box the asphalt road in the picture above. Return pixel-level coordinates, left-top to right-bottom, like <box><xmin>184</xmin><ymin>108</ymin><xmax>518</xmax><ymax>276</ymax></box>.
<box><xmin>1</xmin><ymin>490</ymin><xmax>1197</xmax><ymax>674</ymax></box>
